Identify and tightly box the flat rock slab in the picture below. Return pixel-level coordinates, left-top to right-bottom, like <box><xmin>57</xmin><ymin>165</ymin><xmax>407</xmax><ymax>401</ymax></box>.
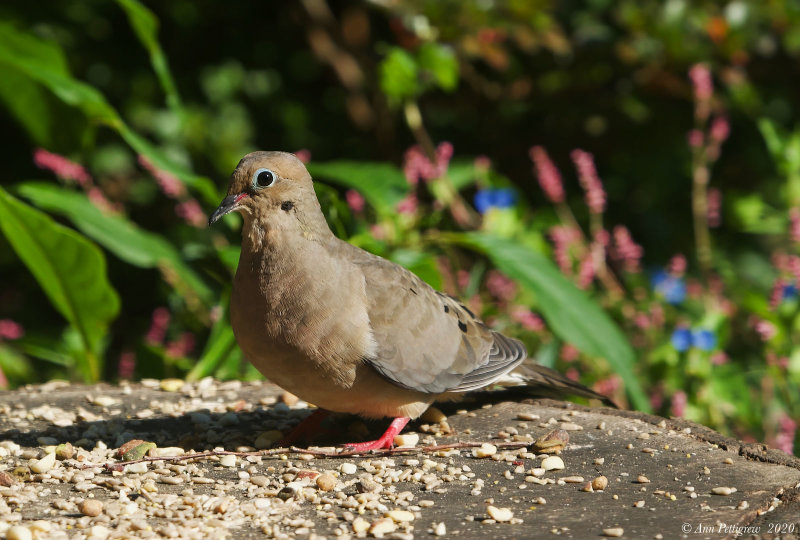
<box><xmin>0</xmin><ymin>380</ymin><xmax>798</xmax><ymax>539</ymax></box>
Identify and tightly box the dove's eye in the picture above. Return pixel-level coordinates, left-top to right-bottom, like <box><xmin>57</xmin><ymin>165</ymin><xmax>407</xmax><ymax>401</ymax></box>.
<box><xmin>252</xmin><ymin>168</ymin><xmax>276</xmax><ymax>189</ymax></box>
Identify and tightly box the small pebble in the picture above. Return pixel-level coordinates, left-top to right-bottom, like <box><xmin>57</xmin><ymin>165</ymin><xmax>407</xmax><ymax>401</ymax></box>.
<box><xmin>315</xmin><ymin>473</ymin><xmax>336</xmax><ymax>492</ymax></box>
<box><xmin>602</xmin><ymin>527</ymin><xmax>624</xmax><ymax>537</ymax></box>
<box><xmin>159</xmin><ymin>378</ymin><xmax>184</xmax><ymax>392</ymax></box>
<box><xmin>487</xmin><ymin>505</ymin><xmax>514</xmax><ymax>522</ymax></box>
<box><xmin>541</xmin><ymin>456</ymin><xmax>565</xmax><ymax>471</ymax></box>
<box><xmin>79</xmin><ymin>499</ymin><xmax>104</xmax><ymax>517</ymax></box>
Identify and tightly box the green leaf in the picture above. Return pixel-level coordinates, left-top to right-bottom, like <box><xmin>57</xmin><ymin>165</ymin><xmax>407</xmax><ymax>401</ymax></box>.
<box><xmin>307</xmin><ymin>161</ymin><xmax>409</xmax><ymax>216</ymax></box>
<box><xmin>115</xmin><ymin>0</ymin><xmax>184</xmax><ymax>117</ymax></box>
<box><xmin>457</xmin><ymin>233</ymin><xmax>651</xmax><ymax>412</ymax></box>
<box><xmin>379</xmin><ymin>47</ymin><xmax>419</xmax><ymax>104</ymax></box>
<box><xmin>417</xmin><ymin>42</ymin><xmax>459</xmax><ymax>92</ymax></box>
<box><xmin>0</xmin><ymin>187</ymin><xmax>120</xmax><ymax>382</ymax></box>
<box><xmin>0</xmin><ymin>66</ymin><xmax>54</xmax><ymax>144</ymax></box>
<box><xmin>16</xmin><ymin>182</ymin><xmax>213</xmax><ymax>306</ymax></box>
<box><xmin>0</xmin><ymin>24</ymin><xmax>217</xmax><ymax>204</ymax></box>
<box><xmin>187</xmin><ymin>290</ymin><xmax>237</xmax><ymax>381</ymax></box>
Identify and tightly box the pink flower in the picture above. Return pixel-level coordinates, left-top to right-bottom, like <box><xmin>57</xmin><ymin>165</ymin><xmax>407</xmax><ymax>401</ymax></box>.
<box><xmin>594</xmin><ymin>375</ymin><xmax>621</xmax><ymax>395</ymax></box>
<box><xmin>668</xmin><ymin>254</ymin><xmax>687</xmax><ymax>277</ymax></box>
<box><xmin>770</xmin><ymin>277</ymin><xmax>785</xmax><ymax>310</ymax></box>
<box><xmin>166</xmin><ymin>332</ymin><xmax>195</xmax><ymax>358</ymax></box>
<box><xmin>370</xmin><ymin>224</ymin><xmax>386</xmax><ymax>240</ymax></box>
<box><xmin>710</xmin><ymin>351</ymin><xmax>728</xmax><ymax>365</ymax></box>
<box><xmin>577</xmin><ymin>254</ymin><xmax>595</xmax><ymax>289</ymax></box>
<box><xmin>561</xmin><ymin>344</ymin><xmax>580</xmax><ymax>362</ymax></box>
<box><xmin>688</xmin><ymin>64</ymin><xmax>713</xmax><ymax>101</ymax></box>
<box><xmin>474</xmin><ymin>155</ymin><xmax>491</xmax><ymax>172</ymax></box>
<box><xmin>510</xmin><ymin>307</ymin><xmax>544</xmax><ymax>332</ymax></box>
<box><xmin>485</xmin><ymin>270</ymin><xmax>516</xmax><ymax>302</ymax></box>
<box><xmin>118</xmin><ymin>350</ymin><xmax>136</xmax><ymax>379</ymax></box>
<box><xmin>707</xmin><ymin>188</ymin><xmax>722</xmax><ymax>228</ymax></box>
<box><xmin>145</xmin><ymin>307</ymin><xmax>170</xmax><ymax>345</ymax></box>
<box><xmin>611</xmin><ymin>226</ymin><xmax>643</xmax><ymax>273</ymax></box>
<box><xmin>671</xmin><ymin>390</ymin><xmax>687</xmax><ymax>417</ymax></box>
<box><xmin>345</xmin><ymin>189</ymin><xmax>365</xmax><ymax>213</ymax></box>
<box><xmin>650</xmin><ymin>387</ymin><xmax>664</xmax><ymax>410</ymax></box>
<box><xmin>138</xmin><ymin>156</ymin><xmax>185</xmax><ymax>199</ymax></box>
<box><xmin>402</xmin><ymin>142</ymin><xmax>453</xmax><ymax>185</ymax></box>
<box><xmin>396</xmin><ymin>194</ymin><xmax>418</xmax><ymax>214</ymax></box>
<box><xmin>0</xmin><ymin>319</ymin><xmax>24</xmax><ymax>340</ymax></box>
<box><xmin>687</xmin><ymin>129</ymin><xmax>704</xmax><ymax>148</ymax></box>
<box><xmin>175</xmin><ymin>199</ymin><xmax>206</xmax><ymax>228</ymax></box>
<box><xmin>87</xmin><ymin>187</ymin><xmax>119</xmax><ymax>214</ymax></box>
<box><xmin>456</xmin><ymin>270</ymin><xmax>470</xmax><ymax>290</ymax></box>
<box><xmin>549</xmin><ymin>226</ymin><xmax>581</xmax><ymax>275</ymax></box>
<box><xmin>294</xmin><ymin>149</ymin><xmax>311</xmax><ymax>163</ymax></box>
<box><xmin>751</xmin><ymin>317</ymin><xmax>777</xmax><ymax>341</ymax></box>
<box><xmin>33</xmin><ymin>148</ymin><xmax>92</xmax><ymax>186</ymax></box>
<box><xmin>570</xmin><ymin>149</ymin><xmax>606</xmax><ymax>214</ymax></box>
<box><xmin>790</xmin><ymin>208</ymin><xmax>800</xmax><ymax>245</ymax></box>
<box><xmin>565</xmin><ymin>368</ymin><xmax>579</xmax><ymax>381</ymax></box>
<box><xmin>529</xmin><ymin>146</ymin><xmax>565</xmax><ymax>204</ymax></box>
<box><xmin>710</xmin><ymin>117</ymin><xmax>730</xmax><ymax>143</ymax></box>
<box><xmin>772</xmin><ymin>414</ymin><xmax>797</xmax><ymax>455</ymax></box>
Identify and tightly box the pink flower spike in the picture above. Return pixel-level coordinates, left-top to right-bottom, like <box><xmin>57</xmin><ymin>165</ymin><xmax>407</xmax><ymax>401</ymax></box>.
<box><xmin>118</xmin><ymin>350</ymin><xmax>136</xmax><ymax>379</ymax></box>
<box><xmin>434</xmin><ymin>141</ymin><xmax>454</xmax><ymax>178</ymax></box>
<box><xmin>772</xmin><ymin>414</ymin><xmax>797</xmax><ymax>455</ymax></box>
<box><xmin>668</xmin><ymin>254</ymin><xmax>687</xmax><ymax>277</ymax></box>
<box><xmin>145</xmin><ymin>307</ymin><xmax>170</xmax><ymax>345</ymax></box>
<box><xmin>485</xmin><ymin>270</ymin><xmax>516</xmax><ymax>302</ymax></box>
<box><xmin>710</xmin><ymin>351</ymin><xmax>728</xmax><ymax>365</ymax></box>
<box><xmin>0</xmin><ymin>319</ymin><xmax>24</xmax><ymax>340</ymax></box>
<box><xmin>570</xmin><ymin>149</ymin><xmax>606</xmax><ymax>214</ymax></box>
<box><xmin>707</xmin><ymin>188</ymin><xmax>722</xmax><ymax>228</ymax></box>
<box><xmin>166</xmin><ymin>332</ymin><xmax>195</xmax><ymax>358</ymax></box>
<box><xmin>710</xmin><ymin>117</ymin><xmax>730</xmax><ymax>143</ymax></box>
<box><xmin>345</xmin><ymin>189</ymin><xmax>365</xmax><ymax>213</ymax></box>
<box><xmin>671</xmin><ymin>390</ymin><xmax>687</xmax><ymax>417</ymax></box>
<box><xmin>33</xmin><ymin>148</ymin><xmax>92</xmax><ymax>186</ymax></box>
<box><xmin>577</xmin><ymin>254</ymin><xmax>595</xmax><ymax>289</ymax></box>
<box><xmin>561</xmin><ymin>344</ymin><xmax>580</xmax><ymax>362</ymax></box>
<box><xmin>138</xmin><ymin>156</ymin><xmax>185</xmax><ymax>199</ymax></box>
<box><xmin>294</xmin><ymin>149</ymin><xmax>311</xmax><ymax>163</ymax></box>
<box><xmin>529</xmin><ymin>146</ymin><xmax>565</xmax><ymax>204</ymax></box>
<box><xmin>612</xmin><ymin>226</ymin><xmax>643</xmax><ymax>273</ymax></box>
<box><xmin>688</xmin><ymin>64</ymin><xmax>713</xmax><ymax>101</ymax></box>
<box><xmin>396</xmin><ymin>193</ymin><xmax>418</xmax><ymax>214</ymax></box>
<box><xmin>687</xmin><ymin>129</ymin><xmax>704</xmax><ymax>149</ymax></box>
<box><xmin>790</xmin><ymin>207</ymin><xmax>800</xmax><ymax>245</ymax></box>
<box><xmin>175</xmin><ymin>199</ymin><xmax>206</xmax><ymax>228</ymax></box>
<box><xmin>510</xmin><ymin>307</ymin><xmax>544</xmax><ymax>332</ymax></box>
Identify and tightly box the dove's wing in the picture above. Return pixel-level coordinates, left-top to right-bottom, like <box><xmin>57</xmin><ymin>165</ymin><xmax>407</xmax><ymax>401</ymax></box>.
<box><xmin>341</xmin><ymin>243</ymin><xmax>526</xmax><ymax>394</ymax></box>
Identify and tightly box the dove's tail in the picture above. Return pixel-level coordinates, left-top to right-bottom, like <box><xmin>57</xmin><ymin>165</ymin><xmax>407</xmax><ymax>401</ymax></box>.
<box><xmin>493</xmin><ymin>364</ymin><xmax>619</xmax><ymax>408</ymax></box>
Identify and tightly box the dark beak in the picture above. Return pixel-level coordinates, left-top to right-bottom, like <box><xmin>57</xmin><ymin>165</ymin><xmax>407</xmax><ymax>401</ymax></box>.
<box><xmin>208</xmin><ymin>193</ymin><xmax>247</xmax><ymax>226</ymax></box>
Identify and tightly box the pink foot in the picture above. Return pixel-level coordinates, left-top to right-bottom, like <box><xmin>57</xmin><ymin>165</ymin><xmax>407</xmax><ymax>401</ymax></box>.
<box><xmin>276</xmin><ymin>409</ymin><xmax>330</xmax><ymax>447</ymax></box>
<box><xmin>343</xmin><ymin>417</ymin><xmax>411</xmax><ymax>452</ymax></box>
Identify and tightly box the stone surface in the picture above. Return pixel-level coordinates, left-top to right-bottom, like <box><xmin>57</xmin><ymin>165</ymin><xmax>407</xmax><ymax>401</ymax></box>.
<box><xmin>0</xmin><ymin>379</ymin><xmax>798</xmax><ymax>539</ymax></box>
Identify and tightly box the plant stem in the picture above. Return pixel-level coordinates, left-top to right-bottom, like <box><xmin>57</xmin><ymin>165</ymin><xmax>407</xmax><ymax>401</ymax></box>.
<box><xmin>692</xmin><ymin>154</ymin><xmax>713</xmax><ymax>275</ymax></box>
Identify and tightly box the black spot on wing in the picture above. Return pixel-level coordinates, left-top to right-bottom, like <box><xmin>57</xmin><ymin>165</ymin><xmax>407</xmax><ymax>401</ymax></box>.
<box><xmin>458</xmin><ymin>320</ymin><xmax>467</xmax><ymax>333</ymax></box>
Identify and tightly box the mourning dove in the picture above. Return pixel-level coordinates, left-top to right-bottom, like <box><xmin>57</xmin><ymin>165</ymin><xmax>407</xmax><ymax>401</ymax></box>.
<box><xmin>209</xmin><ymin>151</ymin><xmax>614</xmax><ymax>451</ymax></box>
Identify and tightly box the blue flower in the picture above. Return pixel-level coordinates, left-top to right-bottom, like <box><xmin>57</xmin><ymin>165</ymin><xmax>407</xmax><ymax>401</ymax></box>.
<box><xmin>691</xmin><ymin>329</ymin><xmax>716</xmax><ymax>351</ymax></box>
<box><xmin>474</xmin><ymin>188</ymin><xmax>517</xmax><ymax>214</ymax></box>
<box><xmin>652</xmin><ymin>270</ymin><xmax>686</xmax><ymax>304</ymax></box>
<box><xmin>671</xmin><ymin>328</ymin><xmax>692</xmax><ymax>352</ymax></box>
<box><xmin>782</xmin><ymin>284</ymin><xmax>797</xmax><ymax>301</ymax></box>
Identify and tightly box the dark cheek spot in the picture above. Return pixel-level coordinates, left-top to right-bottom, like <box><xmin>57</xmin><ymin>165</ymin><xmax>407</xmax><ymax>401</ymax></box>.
<box><xmin>458</xmin><ymin>320</ymin><xmax>467</xmax><ymax>333</ymax></box>
<box><xmin>281</xmin><ymin>201</ymin><xmax>294</xmax><ymax>212</ymax></box>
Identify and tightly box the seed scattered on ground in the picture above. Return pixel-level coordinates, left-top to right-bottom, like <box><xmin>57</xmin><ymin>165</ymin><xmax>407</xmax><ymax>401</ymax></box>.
<box><xmin>592</xmin><ymin>475</ymin><xmax>609</xmax><ymax>491</ymax></box>
<box><xmin>636</xmin><ymin>475</ymin><xmax>650</xmax><ymax>484</ymax></box>
<box><xmin>517</xmin><ymin>412</ymin><xmax>540</xmax><ymax>421</ymax></box>
<box><xmin>219</xmin><ymin>454</ymin><xmax>237</xmax><ymax>467</ymax></box>
<box><xmin>315</xmin><ymin>473</ymin><xmax>336</xmax><ymax>491</ymax></box>
<box><xmin>386</xmin><ymin>509</ymin><xmax>415</xmax><ymax>522</ymax></box>
<box><xmin>280</xmin><ymin>391</ymin><xmax>299</xmax><ymax>406</ymax></box>
<box><xmin>340</xmin><ymin>462</ymin><xmax>358</xmax><ymax>474</ymax></box>
<box><xmin>594</xmin><ymin>457</ymin><xmax>605</xmax><ymax>465</ymax></box>
<box><xmin>370</xmin><ymin>517</ymin><xmax>397</xmax><ymax>536</ymax></box>
<box><xmin>487</xmin><ymin>505</ymin><xmax>514</xmax><ymax>522</ymax></box>
<box><xmin>433</xmin><ymin>522</ymin><xmax>447</xmax><ymax>536</ymax></box>
<box><xmin>723</xmin><ymin>457</ymin><xmax>733</xmax><ymax>464</ymax></box>
<box><xmin>711</xmin><ymin>486</ymin><xmax>735</xmax><ymax>496</ymax></box>
<box><xmin>473</xmin><ymin>443</ymin><xmax>497</xmax><ymax>458</ymax></box>
<box><xmin>634</xmin><ymin>500</ymin><xmax>645</xmax><ymax>508</ymax></box>
<box><xmin>541</xmin><ymin>456</ymin><xmax>565</xmax><ymax>471</ymax></box>
<box><xmin>394</xmin><ymin>433</ymin><xmax>419</xmax><ymax>447</ymax></box>
<box><xmin>79</xmin><ymin>499</ymin><xmax>103</xmax><ymax>517</ymax></box>
<box><xmin>562</xmin><ymin>476</ymin><xmax>585</xmax><ymax>483</ymax></box>
<box><xmin>30</xmin><ymin>451</ymin><xmax>56</xmax><ymax>473</ymax></box>
<box><xmin>602</xmin><ymin>527</ymin><xmax>624</xmax><ymax>537</ymax></box>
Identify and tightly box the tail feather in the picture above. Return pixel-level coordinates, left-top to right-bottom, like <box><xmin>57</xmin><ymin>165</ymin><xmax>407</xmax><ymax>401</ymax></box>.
<box><xmin>494</xmin><ymin>364</ymin><xmax>619</xmax><ymax>408</ymax></box>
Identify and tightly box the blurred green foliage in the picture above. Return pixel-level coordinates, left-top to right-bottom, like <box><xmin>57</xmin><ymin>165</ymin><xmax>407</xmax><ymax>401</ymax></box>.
<box><xmin>0</xmin><ymin>0</ymin><xmax>798</xmax><ymax>453</ymax></box>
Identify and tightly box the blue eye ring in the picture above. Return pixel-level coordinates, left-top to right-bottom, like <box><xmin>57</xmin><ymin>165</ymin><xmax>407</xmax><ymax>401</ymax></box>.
<box><xmin>252</xmin><ymin>168</ymin><xmax>276</xmax><ymax>189</ymax></box>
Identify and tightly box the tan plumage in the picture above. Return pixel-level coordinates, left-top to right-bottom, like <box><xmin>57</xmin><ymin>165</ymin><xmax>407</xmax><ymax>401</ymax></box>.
<box><xmin>210</xmin><ymin>151</ymin><xmax>613</xmax><ymax>445</ymax></box>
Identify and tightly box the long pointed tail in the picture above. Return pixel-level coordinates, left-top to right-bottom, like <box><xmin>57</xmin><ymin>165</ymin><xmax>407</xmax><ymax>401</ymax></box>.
<box><xmin>495</xmin><ymin>364</ymin><xmax>619</xmax><ymax>408</ymax></box>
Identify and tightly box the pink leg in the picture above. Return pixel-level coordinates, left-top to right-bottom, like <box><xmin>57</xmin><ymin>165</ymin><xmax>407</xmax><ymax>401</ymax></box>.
<box><xmin>276</xmin><ymin>409</ymin><xmax>330</xmax><ymax>447</ymax></box>
<box><xmin>343</xmin><ymin>417</ymin><xmax>411</xmax><ymax>452</ymax></box>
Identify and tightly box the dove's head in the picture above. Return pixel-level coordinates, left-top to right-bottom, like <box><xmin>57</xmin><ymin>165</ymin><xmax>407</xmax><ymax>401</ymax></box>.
<box><xmin>209</xmin><ymin>151</ymin><xmax>329</xmax><ymax>237</ymax></box>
